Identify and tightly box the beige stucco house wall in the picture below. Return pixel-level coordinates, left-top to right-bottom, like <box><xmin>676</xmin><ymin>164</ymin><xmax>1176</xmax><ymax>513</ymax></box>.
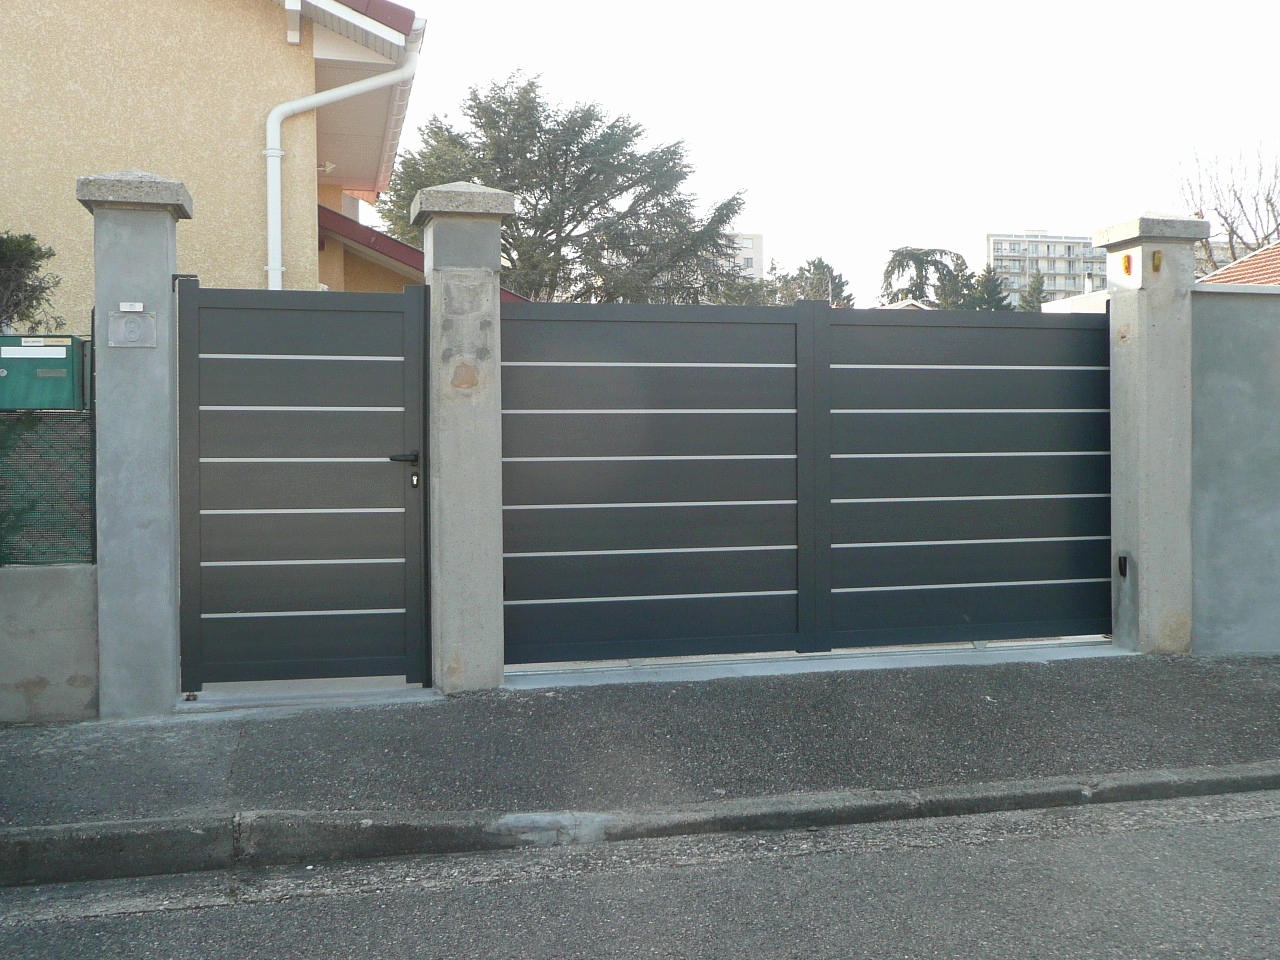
<box><xmin>4</xmin><ymin>0</ymin><xmax>321</xmax><ymax>335</ymax></box>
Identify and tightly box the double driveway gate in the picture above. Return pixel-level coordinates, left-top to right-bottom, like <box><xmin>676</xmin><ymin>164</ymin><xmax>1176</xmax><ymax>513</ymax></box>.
<box><xmin>178</xmin><ymin>289</ymin><xmax>1110</xmax><ymax>685</ymax></box>
<box><xmin>501</xmin><ymin>301</ymin><xmax>1111</xmax><ymax>664</ymax></box>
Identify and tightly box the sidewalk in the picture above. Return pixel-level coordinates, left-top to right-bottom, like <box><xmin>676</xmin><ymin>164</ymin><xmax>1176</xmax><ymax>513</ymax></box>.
<box><xmin>4</xmin><ymin>647</ymin><xmax>1280</xmax><ymax>886</ymax></box>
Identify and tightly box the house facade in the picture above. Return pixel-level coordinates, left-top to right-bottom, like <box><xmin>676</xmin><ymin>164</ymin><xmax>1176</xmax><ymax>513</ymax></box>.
<box><xmin>3</xmin><ymin>0</ymin><xmax>423</xmax><ymax>335</ymax></box>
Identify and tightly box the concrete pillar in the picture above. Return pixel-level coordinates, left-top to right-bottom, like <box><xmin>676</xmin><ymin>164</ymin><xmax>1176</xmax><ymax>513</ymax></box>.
<box><xmin>410</xmin><ymin>182</ymin><xmax>515</xmax><ymax>692</ymax></box>
<box><xmin>1095</xmin><ymin>215</ymin><xmax>1209</xmax><ymax>653</ymax></box>
<box><xmin>77</xmin><ymin>172</ymin><xmax>192</xmax><ymax>718</ymax></box>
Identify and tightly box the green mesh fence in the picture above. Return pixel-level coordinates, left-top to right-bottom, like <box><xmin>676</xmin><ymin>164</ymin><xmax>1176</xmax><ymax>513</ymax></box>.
<box><xmin>0</xmin><ymin>411</ymin><xmax>95</xmax><ymax>565</ymax></box>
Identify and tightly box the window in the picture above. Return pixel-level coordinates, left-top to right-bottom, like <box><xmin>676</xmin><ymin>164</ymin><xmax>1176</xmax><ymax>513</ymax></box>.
<box><xmin>739</xmin><ymin>237</ymin><xmax>754</xmax><ymax>249</ymax></box>
<box><xmin>742</xmin><ymin>257</ymin><xmax>754</xmax><ymax>269</ymax></box>
<box><xmin>993</xmin><ymin>241</ymin><xmax>1004</xmax><ymax>253</ymax></box>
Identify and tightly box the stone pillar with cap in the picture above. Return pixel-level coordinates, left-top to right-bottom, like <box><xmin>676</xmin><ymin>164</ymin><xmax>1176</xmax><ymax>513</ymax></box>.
<box><xmin>411</xmin><ymin>182</ymin><xmax>515</xmax><ymax>692</ymax></box>
<box><xmin>77</xmin><ymin>172</ymin><xmax>192</xmax><ymax>717</ymax></box>
<box><xmin>1094</xmin><ymin>215</ymin><xmax>1209</xmax><ymax>653</ymax></box>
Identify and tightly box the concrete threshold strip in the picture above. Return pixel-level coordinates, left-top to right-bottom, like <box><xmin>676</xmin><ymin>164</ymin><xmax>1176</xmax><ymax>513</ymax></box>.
<box><xmin>5</xmin><ymin>759</ymin><xmax>1280</xmax><ymax>887</ymax></box>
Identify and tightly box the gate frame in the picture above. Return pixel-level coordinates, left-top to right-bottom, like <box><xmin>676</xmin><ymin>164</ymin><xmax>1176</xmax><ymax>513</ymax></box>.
<box><xmin>498</xmin><ymin>299</ymin><xmax>1113</xmax><ymax>663</ymax></box>
<box><xmin>176</xmin><ymin>281</ymin><xmax>430</xmax><ymax>690</ymax></box>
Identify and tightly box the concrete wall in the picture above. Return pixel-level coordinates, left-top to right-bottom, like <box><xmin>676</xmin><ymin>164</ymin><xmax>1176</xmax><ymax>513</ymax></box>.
<box><xmin>1191</xmin><ymin>286</ymin><xmax>1280</xmax><ymax>653</ymax></box>
<box><xmin>0</xmin><ymin>566</ymin><xmax>97</xmax><ymax>723</ymax></box>
<box><xmin>3</xmin><ymin>0</ymin><xmax>318</xmax><ymax>335</ymax></box>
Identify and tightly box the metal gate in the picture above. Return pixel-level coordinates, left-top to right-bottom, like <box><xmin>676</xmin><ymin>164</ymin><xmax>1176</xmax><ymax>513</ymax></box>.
<box><xmin>178</xmin><ymin>282</ymin><xmax>428</xmax><ymax>689</ymax></box>
<box><xmin>500</xmin><ymin>301</ymin><xmax>1111</xmax><ymax>663</ymax></box>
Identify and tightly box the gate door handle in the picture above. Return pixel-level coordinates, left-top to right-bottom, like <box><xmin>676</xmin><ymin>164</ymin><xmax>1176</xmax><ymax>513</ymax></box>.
<box><xmin>388</xmin><ymin>450</ymin><xmax>419</xmax><ymax>464</ymax></box>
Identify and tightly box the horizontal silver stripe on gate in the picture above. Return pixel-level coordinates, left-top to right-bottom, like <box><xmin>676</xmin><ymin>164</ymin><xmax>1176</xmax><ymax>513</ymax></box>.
<box><xmin>503</xmin><ymin>499</ymin><xmax>798</xmax><ymax>511</ymax></box>
<box><xmin>834</xmin><ymin>535</ymin><xmax>1110</xmax><ymax>549</ymax></box>
<box><xmin>200</xmin><ymin>558</ymin><xmax>406</xmax><ymax>567</ymax></box>
<box><xmin>831</xmin><ymin>408</ymin><xmax>1109</xmax><ymax>415</ymax></box>
<box><xmin>199</xmin><ymin>406</ymin><xmax>406</xmax><ymax>412</ymax></box>
<box><xmin>503</xmin><ymin>361</ymin><xmax>796</xmax><ymax>369</ymax></box>
<box><xmin>505</xmin><ymin>544</ymin><xmax>798</xmax><ymax>559</ymax></box>
<box><xmin>831</xmin><ymin>363</ymin><xmax>1108</xmax><ymax>371</ymax></box>
<box><xmin>503</xmin><ymin>408</ymin><xmax>797</xmax><ymax>415</ymax></box>
<box><xmin>833</xmin><ymin>578</ymin><xmax>1110</xmax><ymax>594</ymax></box>
<box><xmin>505</xmin><ymin>589</ymin><xmax>799</xmax><ymax>606</ymax></box>
<box><xmin>199</xmin><ymin>354</ymin><xmax>404</xmax><ymax>362</ymax></box>
<box><xmin>832</xmin><ymin>494</ymin><xmax>1109</xmax><ymax>504</ymax></box>
<box><xmin>200</xmin><ymin>508</ymin><xmax>406</xmax><ymax>515</ymax></box>
<box><xmin>199</xmin><ymin>457</ymin><xmax>394</xmax><ymax>464</ymax></box>
<box><xmin>502</xmin><ymin>455</ymin><xmax>797</xmax><ymax>463</ymax></box>
<box><xmin>200</xmin><ymin>607</ymin><xmax>407</xmax><ymax>619</ymax></box>
<box><xmin>830</xmin><ymin>451</ymin><xmax>1106</xmax><ymax>459</ymax></box>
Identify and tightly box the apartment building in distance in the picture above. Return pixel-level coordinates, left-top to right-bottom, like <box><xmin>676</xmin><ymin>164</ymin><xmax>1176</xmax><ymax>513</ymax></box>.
<box><xmin>729</xmin><ymin>233</ymin><xmax>766</xmax><ymax>280</ymax></box>
<box><xmin>987</xmin><ymin>230</ymin><xmax>1107</xmax><ymax>305</ymax></box>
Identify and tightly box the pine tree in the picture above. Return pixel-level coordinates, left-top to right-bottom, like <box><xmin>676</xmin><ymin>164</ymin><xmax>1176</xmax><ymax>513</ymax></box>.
<box><xmin>377</xmin><ymin>77</ymin><xmax>743</xmax><ymax>303</ymax></box>
<box><xmin>972</xmin><ymin>264</ymin><xmax>1013</xmax><ymax>311</ymax></box>
<box><xmin>1018</xmin><ymin>269</ymin><xmax>1047</xmax><ymax>312</ymax></box>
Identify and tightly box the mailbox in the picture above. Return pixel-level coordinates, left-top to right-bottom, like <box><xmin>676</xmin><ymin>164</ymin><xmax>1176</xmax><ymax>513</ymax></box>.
<box><xmin>0</xmin><ymin>335</ymin><xmax>91</xmax><ymax>410</ymax></box>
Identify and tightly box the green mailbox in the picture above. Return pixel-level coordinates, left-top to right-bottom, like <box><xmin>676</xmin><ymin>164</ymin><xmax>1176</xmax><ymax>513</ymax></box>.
<box><xmin>0</xmin><ymin>335</ymin><xmax>91</xmax><ymax>410</ymax></box>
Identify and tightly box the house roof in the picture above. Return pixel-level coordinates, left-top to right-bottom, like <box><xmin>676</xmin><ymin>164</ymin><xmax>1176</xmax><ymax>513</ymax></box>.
<box><xmin>269</xmin><ymin>0</ymin><xmax>417</xmax><ymax>59</ymax></box>
<box><xmin>317</xmin><ymin>205</ymin><xmax>530</xmax><ymax>301</ymax></box>
<box><xmin>332</xmin><ymin>0</ymin><xmax>417</xmax><ymax>37</ymax></box>
<box><xmin>1199</xmin><ymin>241</ymin><xmax>1280</xmax><ymax>286</ymax></box>
<box><xmin>267</xmin><ymin>0</ymin><xmax>424</xmax><ymax>199</ymax></box>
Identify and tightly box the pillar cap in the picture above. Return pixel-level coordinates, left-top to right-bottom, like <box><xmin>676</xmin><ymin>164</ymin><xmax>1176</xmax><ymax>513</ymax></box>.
<box><xmin>411</xmin><ymin>181</ymin><xmax>515</xmax><ymax>225</ymax></box>
<box><xmin>1094</xmin><ymin>214</ymin><xmax>1209</xmax><ymax>251</ymax></box>
<box><xmin>77</xmin><ymin>172</ymin><xmax>193</xmax><ymax>219</ymax></box>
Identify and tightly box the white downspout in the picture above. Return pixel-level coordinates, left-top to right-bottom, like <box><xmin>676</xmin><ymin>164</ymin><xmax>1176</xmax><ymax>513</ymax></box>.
<box><xmin>265</xmin><ymin>18</ymin><xmax>424</xmax><ymax>289</ymax></box>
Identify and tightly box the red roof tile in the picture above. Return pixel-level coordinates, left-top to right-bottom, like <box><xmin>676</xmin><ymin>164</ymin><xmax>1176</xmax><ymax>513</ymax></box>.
<box><xmin>318</xmin><ymin>204</ymin><xmax>530</xmax><ymax>301</ymax></box>
<box><xmin>1200</xmin><ymin>242</ymin><xmax>1280</xmax><ymax>286</ymax></box>
<box><xmin>319</xmin><ymin>203</ymin><xmax>423</xmax><ymax>271</ymax></box>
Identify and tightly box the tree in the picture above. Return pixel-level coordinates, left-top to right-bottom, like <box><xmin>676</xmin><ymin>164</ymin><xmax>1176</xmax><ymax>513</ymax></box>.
<box><xmin>777</xmin><ymin>257</ymin><xmax>854</xmax><ymax>307</ymax></box>
<box><xmin>377</xmin><ymin>76</ymin><xmax>744</xmax><ymax>303</ymax></box>
<box><xmin>971</xmin><ymin>264</ymin><xmax>1013</xmax><ymax>311</ymax></box>
<box><xmin>1180</xmin><ymin>152</ymin><xmax>1280</xmax><ymax>275</ymax></box>
<box><xmin>1018</xmin><ymin>269</ymin><xmax>1047</xmax><ymax>311</ymax></box>
<box><xmin>880</xmin><ymin>247</ymin><xmax>969</xmax><ymax>307</ymax></box>
<box><xmin>935</xmin><ymin>263</ymin><xmax>978</xmax><ymax>310</ymax></box>
<box><xmin>709</xmin><ymin>257</ymin><xmax>854</xmax><ymax>307</ymax></box>
<box><xmin>0</xmin><ymin>232</ymin><xmax>64</xmax><ymax>334</ymax></box>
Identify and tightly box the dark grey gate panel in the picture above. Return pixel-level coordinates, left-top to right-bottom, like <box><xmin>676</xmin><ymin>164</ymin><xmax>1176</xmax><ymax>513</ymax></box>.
<box><xmin>501</xmin><ymin>301</ymin><xmax>1111</xmax><ymax>662</ymax></box>
<box><xmin>179</xmin><ymin>282</ymin><xmax>427</xmax><ymax>688</ymax></box>
<box><xmin>825</xmin><ymin>308</ymin><xmax>1111</xmax><ymax>646</ymax></box>
<box><xmin>501</xmin><ymin>303</ymin><xmax>808</xmax><ymax>664</ymax></box>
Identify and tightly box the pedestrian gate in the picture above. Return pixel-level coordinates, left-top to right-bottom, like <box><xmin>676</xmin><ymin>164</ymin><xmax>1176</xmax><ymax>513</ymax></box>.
<box><xmin>501</xmin><ymin>302</ymin><xmax>1111</xmax><ymax>663</ymax></box>
<box><xmin>178</xmin><ymin>283</ymin><xmax>427</xmax><ymax>689</ymax></box>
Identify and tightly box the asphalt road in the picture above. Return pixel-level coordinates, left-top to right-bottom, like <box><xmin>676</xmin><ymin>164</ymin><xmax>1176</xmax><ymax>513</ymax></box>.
<box><xmin>4</xmin><ymin>790</ymin><xmax>1279</xmax><ymax>959</ymax></box>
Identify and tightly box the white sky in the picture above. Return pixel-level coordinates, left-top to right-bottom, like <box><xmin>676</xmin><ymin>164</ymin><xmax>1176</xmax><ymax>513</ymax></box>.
<box><xmin>389</xmin><ymin>0</ymin><xmax>1280</xmax><ymax>305</ymax></box>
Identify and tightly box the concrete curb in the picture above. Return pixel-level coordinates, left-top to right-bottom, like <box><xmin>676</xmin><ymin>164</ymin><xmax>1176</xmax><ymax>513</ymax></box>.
<box><xmin>5</xmin><ymin>759</ymin><xmax>1280</xmax><ymax>887</ymax></box>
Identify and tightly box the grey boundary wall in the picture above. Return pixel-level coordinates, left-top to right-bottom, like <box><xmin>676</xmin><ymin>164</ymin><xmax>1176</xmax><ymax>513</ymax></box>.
<box><xmin>0</xmin><ymin>565</ymin><xmax>97</xmax><ymax>722</ymax></box>
<box><xmin>11</xmin><ymin>196</ymin><xmax>1280</xmax><ymax>724</ymax></box>
<box><xmin>1190</xmin><ymin>285</ymin><xmax>1280</xmax><ymax>653</ymax></box>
